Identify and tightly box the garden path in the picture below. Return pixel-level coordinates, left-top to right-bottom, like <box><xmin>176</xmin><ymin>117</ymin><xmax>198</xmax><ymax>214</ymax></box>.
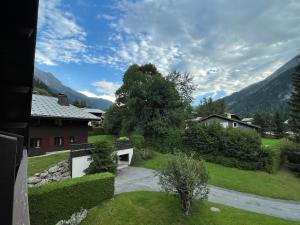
<box><xmin>115</xmin><ymin>167</ymin><xmax>300</xmax><ymax>221</ymax></box>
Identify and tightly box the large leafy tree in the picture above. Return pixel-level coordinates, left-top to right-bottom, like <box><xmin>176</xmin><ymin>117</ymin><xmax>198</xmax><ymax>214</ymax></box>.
<box><xmin>107</xmin><ymin>64</ymin><xmax>191</xmax><ymax>137</ymax></box>
<box><xmin>289</xmin><ymin>66</ymin><xmax>300</xmax><ymax>142</ymax></box>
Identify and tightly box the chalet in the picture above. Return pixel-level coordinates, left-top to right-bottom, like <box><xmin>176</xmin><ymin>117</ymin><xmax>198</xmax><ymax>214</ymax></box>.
<box><xmin>199</xmin><ymin>113</ymin><xmax>260</xmax><ymax>131</ymax></box>
<box><xmin>83</xmin><ymin>108</ymin><xmax>105</xmax><ymax>127</ymax></box>
<box><xmin>28</xmin><ymin>94</ymin><xmax>101</xmax><ymax>156</ymax></box>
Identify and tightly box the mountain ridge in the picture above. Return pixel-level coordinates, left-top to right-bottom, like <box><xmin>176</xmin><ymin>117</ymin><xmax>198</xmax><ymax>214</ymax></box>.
<box><xmin>223</xmin><ymin>55</ymin><xmax>300</xmax><ymax>116</ymax></box>
<box><xmin>34</xmin><ymin>68</ymin><xmax>113</xmax><ymax>111</ymax></box>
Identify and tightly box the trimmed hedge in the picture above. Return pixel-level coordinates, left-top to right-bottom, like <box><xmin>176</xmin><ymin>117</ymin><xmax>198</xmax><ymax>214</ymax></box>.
<box><xmin>29</xmin><ymin>172</ymin><xmax>114</xmax><ymax>225</ymax></box>
<box><xmin>183</xmin><ymin>123</ymin><xmax>282</xmax><ymax>172</ymax></box>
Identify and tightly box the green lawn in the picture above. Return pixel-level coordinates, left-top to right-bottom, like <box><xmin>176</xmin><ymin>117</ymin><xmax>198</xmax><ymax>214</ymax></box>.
<box><xmin>81</xmin><ymin>191</ymin><xmax>298</xmax><ymax>225</ymax></box>
<box><xmin>262</xmin><ymin>138</ymin><xmax>284</xmax><ymax>149</ymax></box>
<box><xmin>88</xmin><ymin>135</ymin><xmax>116</xmax><ymax>144</ymax></box>
<box><xmin>28</xmin><ymin>152</ymin><xmax>69</xmax><ymax>176</ymax></box>
<box><xmin>139</xmin><ymin>153</ymin><xmax>300</xmax><ymax>200</ymax></box>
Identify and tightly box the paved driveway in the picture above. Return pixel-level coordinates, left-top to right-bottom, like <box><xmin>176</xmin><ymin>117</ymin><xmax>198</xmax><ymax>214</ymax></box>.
<box><xmin>115</xmin><ymin>167</ymin><xmax>300</xmax><ymax>221</ymax></box>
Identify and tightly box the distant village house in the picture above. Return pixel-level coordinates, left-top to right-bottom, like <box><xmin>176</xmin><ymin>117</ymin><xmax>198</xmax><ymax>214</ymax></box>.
<box><xmin>198</xmin><ymin>113</ymin><xmax>260</xmax><ymax>131</ymax></box>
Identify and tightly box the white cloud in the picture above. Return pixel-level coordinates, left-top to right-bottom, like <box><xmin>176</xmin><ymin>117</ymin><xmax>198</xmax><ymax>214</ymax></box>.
<box><xmin>79</xmin><ymin>90</ymin><xmax>117</xmax><ymax>102</ymax></box>
<box><xmin>102</xmin><ymin>0</ymin><xmax>300</xmax><ymax>99</ymax></box>
<box><xmin>92</xmin><ymin>80</ymin><xmax>121</xmax><ymax>100</ymax></box>
<box><xmin>79</xmin><ymin>81</ymin><xmax>121</xmax><ymax>102</ymax></box>
<box><xmin>35</xmin><ymin>0</ymin><xmax>87</xmax><ymax>65</ymax></box>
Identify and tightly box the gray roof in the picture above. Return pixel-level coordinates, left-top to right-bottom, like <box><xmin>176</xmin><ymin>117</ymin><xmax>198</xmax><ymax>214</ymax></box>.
<box><xmin>31</xmin><ymin>94</ymin><xmax>100</xmax><ymax>120</ymax></box>
<box><xmin>83</xmin><ymin>108</ymin><xmax>105</xmax><ymax>114</ymax></box>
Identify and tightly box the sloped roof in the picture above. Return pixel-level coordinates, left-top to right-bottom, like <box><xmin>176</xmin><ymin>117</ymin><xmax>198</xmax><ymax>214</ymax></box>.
<box><xmin>31</xmin><ymin>94</ymin><xmax>100</xmax><ymax>120</ymax></box>
<box><xmin>200</xmin><ymin>114</ymin><xmax>261</xmax><ymax>129</ymax></box>
<box><xmin>83</xmin><ymin>108</ymin><xmax>105</xmax><ymax>114</ymax></box>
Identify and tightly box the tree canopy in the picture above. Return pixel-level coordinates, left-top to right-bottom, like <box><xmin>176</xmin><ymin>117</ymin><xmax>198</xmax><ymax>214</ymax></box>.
<box><xmin>195</xmin><ymin>97</ymin><xmax>226</xmax><ymax>117</ymax></box>
<box><xmin>104</xmin><ymin>64</ymin><xmax>193</xmax><ymax>137</ymax></box>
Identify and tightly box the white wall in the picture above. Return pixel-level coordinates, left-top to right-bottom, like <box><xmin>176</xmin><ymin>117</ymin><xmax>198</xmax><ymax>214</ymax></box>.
<box><xmin>221</xmin><ymin>121</ymin><xmax>229</xmax><ymax>128</ymax></box>
<box><xmin>117</xmin><ymin>148</ymin><xmax>133</xmax><ymax>164</ymax></box>
<box><xmin>71</xmin><ymin>155</ymin><xmax>91</xmax><ymax>178</ymax></box>
<box><xmin>71</xmin><ymin>148</ymin><xmax>134</xmax><ymax>178</ymax></box>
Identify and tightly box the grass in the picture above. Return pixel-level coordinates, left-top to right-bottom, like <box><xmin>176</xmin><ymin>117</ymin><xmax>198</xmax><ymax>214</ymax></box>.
<box><xmin>262</xmin><ymin>138</ymin><xmax>284</xmax><ymax>149</ymax></box>
<box><xmin>139</xmin><ymin>153</ymin><xmax>300</xmax><ymax>200</ymax></box>
<box><xmin>28</xmin><ymin>152</ymin><xmax>69</xmax><ymax>176</ymax></box>
<box><xmin>88</xmin><ymin>135</ymin><xmax>116</xmax><ymax>144</ymax></box>
<box><xmin>81</xmin><ymin>191</ymin><xmax>299</xmax><ymax>225</ymax></box>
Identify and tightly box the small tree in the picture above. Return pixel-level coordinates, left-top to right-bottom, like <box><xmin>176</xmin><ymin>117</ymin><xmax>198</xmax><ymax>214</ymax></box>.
<box><xmin>85</xmin><ymin>141</ymin><xmax>117</xmax><ymax>174</ymax></box>
<box><xmin>159</xmin><ymin>152</ymin><xmax>209</xmax><ymax>215</ymax></box>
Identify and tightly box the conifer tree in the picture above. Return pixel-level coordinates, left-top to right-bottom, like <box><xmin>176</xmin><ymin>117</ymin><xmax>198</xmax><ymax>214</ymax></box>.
<box><xmin>289</xmin><ymin>66</ymin><xmax>300</xmax><ymax>143</ymax></box>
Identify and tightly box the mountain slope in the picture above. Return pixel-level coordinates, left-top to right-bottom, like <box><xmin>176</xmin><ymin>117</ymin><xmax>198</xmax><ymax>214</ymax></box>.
<box><xmin>34</xmin><ymin>68</ymin><xmax>113</xmax><ymax>110</ymax></box>
<box><xmin>223</xmin><ymin>55</ymin><xmax>300</xmax><ymax>116</ymax></box>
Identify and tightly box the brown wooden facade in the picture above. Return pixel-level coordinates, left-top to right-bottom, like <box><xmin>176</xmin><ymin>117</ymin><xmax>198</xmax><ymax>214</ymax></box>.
<box><xmin>28</xmin><ymin>118</ymin><xmax>91</xmax><ymax>156</ymax></box>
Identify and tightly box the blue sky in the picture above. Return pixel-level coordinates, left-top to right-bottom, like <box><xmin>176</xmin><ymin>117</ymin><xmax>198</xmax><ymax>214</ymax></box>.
<box><xmin>35</xmin><ymin>0</ymin><xmax>300</xmax><ymax>104</ymax></box>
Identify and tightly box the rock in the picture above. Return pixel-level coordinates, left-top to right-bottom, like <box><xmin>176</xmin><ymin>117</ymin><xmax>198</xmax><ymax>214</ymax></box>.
<box><xmin>40</xmin><ymin>172</ymin><xmax>48</xmax><ymax>178</ymax></box>
<box><xmin>37</xmin><ymin>179</ymin><xmax>49</xmax><ymax>186</ymax></box>
<box><xmin>210</xmin><ymin>207</ymin><xmax>221</xmax><ymax>212</ymax></box>
<box><xmin>55</xmin><ymin>209</ymin><xmax>87</xmax><ymax>225</ymax></box>
<box><xmin>61</xmin><ymin>171</ymin><xmax>70</xmax><ymax>177</ymax></box>
<box><xmin>28</xmin><ymin>159</ymin><xmax>71</xmax><ymax>187</ymax></box>
<box><xmin>48</xmin><ymin>165</ymin><xmax>61</xmax><ymax>174</ymax></box>
<box><xmin>28</xmin><ymin>176</ymin><xmax>42</xmax><ymax>184</ymax></box>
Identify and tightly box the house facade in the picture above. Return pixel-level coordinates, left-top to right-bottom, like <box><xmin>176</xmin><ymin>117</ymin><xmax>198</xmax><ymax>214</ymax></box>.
<box><xmin>28</xmin><ymin>94</ymin><xmax>100</xmax><ymax>156</ymax></box>
<box><xmin>199</xmin><ymin>114</ymin><xmax>260</xmax><ymax>131</ymax></box>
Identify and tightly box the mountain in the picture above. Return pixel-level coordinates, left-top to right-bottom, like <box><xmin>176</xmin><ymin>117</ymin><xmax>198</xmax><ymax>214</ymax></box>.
<box><xmin>34</xmin><ymin>68</ymin><xmax>113</xmax><ymax>110</ymax></box>
<box><xmin>223</xmin><ymin>55</ymin><xmax>300</xmax><ymax>116</ymax></box>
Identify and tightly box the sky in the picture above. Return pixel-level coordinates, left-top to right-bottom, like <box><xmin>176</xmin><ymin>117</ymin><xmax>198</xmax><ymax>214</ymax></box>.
<box><xmin>35</xmin><ymin>0</ymin><xmax>300</xmax><ymax>104</ymax></box>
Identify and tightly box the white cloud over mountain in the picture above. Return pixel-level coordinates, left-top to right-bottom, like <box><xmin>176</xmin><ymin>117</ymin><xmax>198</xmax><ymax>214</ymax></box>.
<box><xmin>36</xmin><ymin>0</ymin><xmax>300</xmax><ymax>100</ymax></box>
<box><xmin>108</xmin><ymin>0</ymin><xmax>300</xmax><ymax>97</ymax></box>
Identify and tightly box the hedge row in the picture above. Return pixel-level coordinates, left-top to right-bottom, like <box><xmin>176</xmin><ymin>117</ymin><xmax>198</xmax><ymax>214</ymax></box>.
<box><xmin>29</xmin><ymin>172</ymin><xmax>114</xmax><ymax>225</ymax></box>
<box><xmin>182</xmin><ymin>123</ymin><xmax>280</xmax><ymax>172</ymax></box>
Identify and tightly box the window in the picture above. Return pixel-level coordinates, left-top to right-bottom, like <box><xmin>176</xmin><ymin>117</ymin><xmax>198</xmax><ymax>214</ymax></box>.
<box><xmin>54</xmin><ymin>119</ymin><xmax>63</xmax><ymax>126</ymax></box>
<box><xmin>221</xmin><ymin>121</ymin><xmax>229</xmax><ymax>128</ymax></box>
<box><xmin>70</xmin><ymin>136</ymin><xmax>75</xmax><ymax>144</ymax></box>
<box><xmin>54</xmin><ymin>137</ymin><xmax>64</xmax><ymax>146</ymax></box>
<box><xmin>233</xmin><ymin>122</ymin><xmax>238</xmax><ymax>128</ymax></box>
<box><xmin>30</xmin><ymin>138</ymin><xmax>41</xmax><ymax>148</ymax></box>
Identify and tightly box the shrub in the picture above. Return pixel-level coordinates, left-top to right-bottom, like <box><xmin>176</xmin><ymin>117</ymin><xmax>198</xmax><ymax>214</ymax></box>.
<box><xmin>261</xmin><ymin>146</ymin><xmax>282</xmax><ymax>173</ymax></box>
<box><xmin>280</xmin><ymin>140</ymin><xmax>300</xmax><ymax>164</ymax></box>
<box><xmin>183</xmin><ymin>123</ymin><xmax>272</xmax><ymax>171</ymax></box>
<box><xmin>130</xmin><ymin>132</ymin><xmax>145</xmax><ymax>148</ymax></box>
<box><xmin>159</xmin><ymin>152</ymin><xmax>209</xmax><ymax>216</ymax></box>
<box><xmin>131</xmin><ymin>147</ymin><xmax>155</xmax><ymax>165</ymax></box>
<box><xmin>29</xmin><ymin>172</ymin><xmax>114</xmax><ymax>225</ymax></box>
<box><xmin>149</xmin><ymin>128</ymin><xmax>183</xmax><ymax>153</ymax></box>
<box><xmin>85</xmin><ymin>142</ymin><xmax>117</xmax><ymax>174</ymax></box>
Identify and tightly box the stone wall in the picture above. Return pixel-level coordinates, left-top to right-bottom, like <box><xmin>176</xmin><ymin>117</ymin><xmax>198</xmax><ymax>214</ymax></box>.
<box><xmin>28</xmin><ymin>160</ymin><xmax>70</xmax><ymax>187</ymax></box>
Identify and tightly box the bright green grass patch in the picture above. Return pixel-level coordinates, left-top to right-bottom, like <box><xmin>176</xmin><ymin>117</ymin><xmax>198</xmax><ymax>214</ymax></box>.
<box><xmin>139</xmin><ymin>153</ymin><xmax>300</xmax><ymax>200</ymax></box>
<box><xmin>262</xmin><ymin>138</ymin><xmax>284</xmax><ymax>148</ymax></box>
<box><xmin>81</xmin><ymin>191</ymin><xmax>298</xmax><ymax>225</ymax></box>
<box><xmin>28</xmin><ymin>152</ymin><xmax>69</xmax><ymax>176</ymax></box>
<box><xmin>88</xmin><ymin>135</ymin><xmax>116</xmax><ymax>144</ymax></box>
